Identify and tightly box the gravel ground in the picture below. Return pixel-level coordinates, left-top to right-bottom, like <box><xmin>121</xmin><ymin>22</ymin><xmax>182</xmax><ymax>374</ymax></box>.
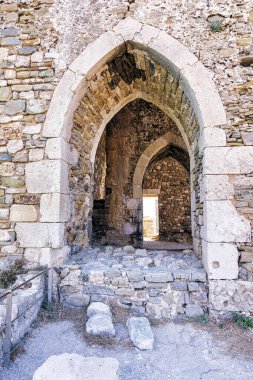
<box><xmin>1</xmin><ymin>318</ymin><xmax>253</xmax><ymax>380</ymax></box>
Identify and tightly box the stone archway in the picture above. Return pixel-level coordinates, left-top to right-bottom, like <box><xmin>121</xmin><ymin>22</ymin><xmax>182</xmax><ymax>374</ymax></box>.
<box><xmin>16</xmin><ymin>18</ymin><xmax>251</xmax><ymax>281</ymax></box>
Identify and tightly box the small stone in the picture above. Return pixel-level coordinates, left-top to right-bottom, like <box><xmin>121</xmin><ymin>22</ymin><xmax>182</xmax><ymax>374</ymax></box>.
<box><xmin>26</xmin><ymin>99</ymin><xmax>47</xmax><ymax>114</ymax></box>
<box><xmin>135</xmin><ymin>257</ymin><xmax>153</xmax><ymax>266</ymax></box>
<box><xmin>0</xmin><ymin>162</ymin><xmax>15</xmax><ymax>176</ymax></box>
<box><xmin>185</xmin><ymin>304</ymin><xmax>204</xmax><ymax>318</ymax></box>
<box><xmin>19</xmin><ymin>46</ymin><xmax>37</xmax><ymax>55</ymax></box>
<box><xmin>0</xmin><ymin>177</ymin><xmax>25</xmax><ymax>188</ymax></box>
<box><xmin>4</xmin><ymin>100</ymin><xmax>25</xmax><ymax>115</ymax></box>
<box><xmin>127</xmin><ymin>270</ymin><xmax>144</xmax><ymax>282</ymax></box>
<box><xmin>86</xmin><ymin>314</ymin><xmax>115</xmax><ymax>337</ymax></box>
<box><xmin>23</xmin><ymin>124</ymin><xmax>42</xmax><ymax>134</ymax></box>
<box><xmin>188</xmin><ymin>282</ymin><xmax>199</xmax><ymax>292</ymax></box>
<box><xmin>115</xmin><ymin>287</ymin><xmax>135</xmax><ymax>296</ymax></box>
<box><xmin>87</xmin><ymin>302</ymin><xmax>112</xmax><ymax>317</ymax></box>
<box><xmin>240</xmin><ymin>251</ymin><xmax>253</xmax><ymax>263</ymax></box>
<box><xmin>0</xmin><ymin>87</ymin><xmax>12</xmax><ymax>101</ymax></box>
<box><xmin>1</xmin><ymin>37</ymin><xmax>20</xmax><ymax>46</ymax></box>
<box><xmin>145</xmin><ymin>270</ymin><xmax>173</xmax><ymax>283</ymax></box>
<box><xmin>31</xmin><ymin>51</ymin><xmax>44</xmax><ymax>63</ymax></box>
<box><xmin>0</xmin><ymin>153</ymin><xmax>12</xmax><ymax>163</ymax></box>
<box><xmin>135</xmin><ymin>249</ymin><xmax>147</xmax><ymax>256</ymax></box>
<box><xmin>29</xmin><ymin>148</ymin><xmax>44</xmax><ymax>161</ymax></box>
<box><xmin>7</xmin><ymin>139</ymin><xmax>24</xmax><ymax>154</ymax></box>
<box><xmin>127</xmin><ymin>317</ymin><xmax>154</xmax><ymax>350</ymax></box>
<box><xmin>0</xmin><ymin>28</ymin><xmax>18</xmax><ymax>37</ymax></box>
<box><xmin>65</xmin><ymin>294</ymin><xmax>90</xmax><ymax>307</ymax></box>
<box><xmin>191</xmin><ymin>270</ymin><xmax>206</xmax><ymax>282</ymax></box>
<box><xmin>123</xmin><ymin>245</ymin><xmax>135</xmax><ymax>254</ymax></box>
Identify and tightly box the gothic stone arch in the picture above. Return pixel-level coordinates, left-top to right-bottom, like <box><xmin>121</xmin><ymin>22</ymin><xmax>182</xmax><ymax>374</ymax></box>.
<box><xmin>16</xmin><ymin>18</ymin><xmax>251</xmax><ymax>281</ymax></box>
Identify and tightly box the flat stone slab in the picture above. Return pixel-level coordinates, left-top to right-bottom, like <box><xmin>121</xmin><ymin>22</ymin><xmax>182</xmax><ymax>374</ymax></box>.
<box><xmin>87</xmin><ymin>302</ymin><xmax>112</xmax><ymax>317</ymax></box>
<box><xmin>33</xmin><ymin>353</ymin><xmax>119</xmax><ymax>380</ymax></box>
<box><xmin>127</xmin><ymin>317</ymin><xmax>154</xmax><ymax>350</ymax></box>
<box><xmin>86</xmin><ymin>314</ymin><xmax>116</xmax><ymax>337</ymax></box>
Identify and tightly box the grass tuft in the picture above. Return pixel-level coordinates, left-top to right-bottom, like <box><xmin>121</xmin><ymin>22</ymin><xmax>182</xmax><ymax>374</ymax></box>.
<box><xmin>232</xmin><ymin>313</ymin><xmax>253</xmax><ymax>330</ymax></box>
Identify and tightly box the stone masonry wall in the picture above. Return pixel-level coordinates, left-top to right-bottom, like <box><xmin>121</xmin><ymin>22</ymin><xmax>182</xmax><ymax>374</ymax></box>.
<box><xmin>143</xmin><ymin>156</ymin><xmax>191</xmax><ymax>243</ymax></box>
<box><xmin>0</xmin><ymin>0</ymin><xmax>252</xmax><ymax>275</ymax></box>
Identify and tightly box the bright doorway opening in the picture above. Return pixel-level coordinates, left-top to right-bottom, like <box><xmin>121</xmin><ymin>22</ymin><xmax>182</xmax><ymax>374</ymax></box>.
<box><xmin>143</xmin><ymin>195</ymin><xmax>159</xmax><ymax>241</ymax></box>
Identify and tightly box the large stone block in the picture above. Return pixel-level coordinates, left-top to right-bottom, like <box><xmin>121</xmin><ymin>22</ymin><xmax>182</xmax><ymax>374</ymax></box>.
<box><xmin>201</xmin><ymin>175</ymin><xmax>234</xmax><ymax>201</ymax></box>
<box><xmin>33</xmin><ymin>354</ymin><xmax>119</xmax><ymax>380</ymax></box>
<box><xmin>203</xmin><ymin>147</ymin><xmax>253</xmax><ymax>175</ymax></box>
<box><xmin>203</xmin><ymin>200</ymin><xmax>251</xmax><ymax>243</ymax></box>
<box><xmin>40</xmin><ymin>193</ymin><xmax>70</xmax><ymax>222</ymax></box>
<box><xmin>10</xmin><ymin>204</ymin><xmax>37</xmax><ymax>222</ymax></box>
<box><xmin>209</xmin><ymin>280</ymin><xmax>253</xmax><ymax>312</ymax></box>
<box><xmin>16</xmin><ymin>222</ymin><xmax>65</xmax><ymax>248</ymax></box>
<box><xmin>24</xmin><ymin>246</ymin><xmax>70</xmax><ymax>265</ymax></box>
<box><xmin>202</xmin><ymin>241</ymin><xmax>239</xmax><ymax>280</ymax></box>
<box><xmin>199</xmin><ymin>127</ymin><xmax>226</xmax><ymax>152</ymax></box>
<box><xmin>26</xmin><ymin>159</ymin><xmax>69</xmax><ymax>194</ymax></box>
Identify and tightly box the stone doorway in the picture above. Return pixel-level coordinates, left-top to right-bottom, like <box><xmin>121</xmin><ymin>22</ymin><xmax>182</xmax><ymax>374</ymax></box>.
<box><xmin>91</xmin><ymin>99</ymin><xmax>191</xmax><ymax>248</ymax></box>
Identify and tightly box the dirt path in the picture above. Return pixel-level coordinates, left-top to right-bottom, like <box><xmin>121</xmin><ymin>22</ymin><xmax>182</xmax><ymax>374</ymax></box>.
<box><xmin>1</xmin><ymin>317</ymin><xmax>253</xmax><ymax>380</ymax></box>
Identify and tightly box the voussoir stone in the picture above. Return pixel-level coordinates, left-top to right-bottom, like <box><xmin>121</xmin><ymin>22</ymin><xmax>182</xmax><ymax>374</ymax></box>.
<box><xmin>86</xmin><ymin>314</ymin><xmax>115</xmax><ymax>337</ymax></box>
<box><xmin>127</xmin><ymin>317</ymin><xmax>154</xmax><ymax>350</ymax></box>
<box><xmin>33</xmin><ymin>353</ymin><xmax>119</xmax><ymax>380</ymax></box>
<box><xmin>87</xmin><ymin>302</ymin><xmax>112</xmax><ymax>317</ymax></box>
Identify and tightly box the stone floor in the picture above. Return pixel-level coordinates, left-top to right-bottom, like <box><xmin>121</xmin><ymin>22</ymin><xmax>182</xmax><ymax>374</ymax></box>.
<box><xmin>143</xmin><ymin>240</ymin><xmax>192</xmax><ymax>251</ymax></box>
<box><xmin>59</xmin><ymin>246</ymin><xmax>207</xmax><ymax>319</ymax></box>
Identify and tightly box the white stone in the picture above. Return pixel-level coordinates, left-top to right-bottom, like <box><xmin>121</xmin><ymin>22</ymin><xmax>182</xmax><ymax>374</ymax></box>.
<box><xmin>203</xmin><ymin>146</ymin><xmax>253</xmax><ymax>175</ymax></box>
<box><xmin>10</xmin><ymin>205</ymin><xmax>37</xmax><ymax>222</ymax></box>
<box><xmin>0</xmin><ymin>208</ymin><xmax>9</xmax><ymax>219</ymax></box>
<box><xmin>33</xmin><ymin>353</ymin><xmax>119</xmax><ymax>380</ymax></box>
<box><xmin>7</xmin><ymin>139</ymin><xmax>24</xmax><ymax>154</ymax></box>
<box><xmin>29</xmin><ymin>148</ymin><xmax>44</xmax><ymax>161</ymax></box>
<box><xmin>0</xmin><ymin>48</ymin><xmax>8</xmax><ymax>61</ymax></box>
<box><xmin>0</xmin><ymin>162</ymin><xmax>15</xmax><ymax>176</ymax></box>
<box><xmin>0</xmin><ymin>229</ymin><xmax>13</xmax><ymax>242</ymax></box>
<box><xmin>26</xmin><ymin>99</ymin><xmax>47</xmax><ymax>114</ymax></box>
<box><xmin>26</xmin><ymin>159</ymin><xmax>69</xmax><ymax>194</ymax></box>
<box><xmin>127</xmin><ymin>317</ymin><xmax>154</xmax><ymax>350</ymax></box>
<box><xmin>23</xmin><ymin>124</ymin><xmax>42</xmax><ymax>134</ymax></box>
<box><xmin>87</xmin><ymin>302</ymin><xmax>112</xmax><ymax>318</ymax></box>
<box><xmin>123</xmin><ymin>245</ymin><xmax>135</xmax><ymax>253</ymax></box>
<box><xmin>201</xmin><ymin>175</ymin><xmax>234</xmax><ymax>201</ymax></box>
<box><xmin>40</xmin><ymin>193</ymin><xmax>70</xmax><ymax>222</ymax></box>
<box><xmin>180</xmin><ymin>61</ymin><xmax>227</xmax><ymax>128</ymax></box>
<box><xmin>199</xmin><ymin>127</ymin><xmax>226</xmax><ymax>152</ymax></box>
<box><xmin>45</xmin><ymin>137</ymin><xmax>78</xmax><ymax>165</ymax></box>
<box><xmin>86</xmin><ymin>314</ymin><xmax>115</xmax><ymax>337</ymax></box>
<box><xmin>209</xmin><ymin>280</ymin><xmax>253</xmax><ymax>312</ymax></box>
<box><xmin>16</xmin><ymin>222</ymin><xmax>65</xmax><ymax>248</ymax></box>
<box><xmin>1</xmin><ymin>244</ymin><xmax>18</xmax><ymax>255</ymax></box>
<box><xmin>31</xmin><ymin>51</ymin><xmax>44</xmax><ymax>63</ymax></box>
<box><xmin>203</xmin><ymin>200</ymin><xmax>251</xmax><ymax>243</ymax></box>
<box><xmin>202</xmin><ymin>241</ymin><xmax>239</xmax><ymax>280</ymax></box>
<box><xmin>24</xmin><ymin>246</ymin><xmax>70</xmax><ymax>265</ymax></box>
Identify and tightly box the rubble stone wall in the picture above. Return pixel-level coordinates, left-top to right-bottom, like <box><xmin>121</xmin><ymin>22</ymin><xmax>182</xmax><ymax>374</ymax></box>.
<box><xmin>143</xmin><ymin>156</ymin><xmax>191</xmax><ymax>243</ymax></box>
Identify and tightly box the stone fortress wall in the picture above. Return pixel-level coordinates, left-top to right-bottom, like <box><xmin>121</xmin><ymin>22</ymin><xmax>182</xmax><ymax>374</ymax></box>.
<box><xmin>0</xmin><ymin>0</ymin><xmax>253</xmax><ymax>313</ymax></box>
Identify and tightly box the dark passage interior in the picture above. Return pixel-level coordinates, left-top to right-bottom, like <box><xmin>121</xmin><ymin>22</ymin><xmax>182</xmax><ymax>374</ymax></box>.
<box><xmin>92</xmin><ymin>99</ymin><xmax>191</xmax><ymax>246</ymax></box>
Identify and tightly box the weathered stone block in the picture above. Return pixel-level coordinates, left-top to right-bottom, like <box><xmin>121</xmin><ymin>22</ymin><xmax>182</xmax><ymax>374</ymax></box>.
<box><xmin>86</xmin><ymin>314</ymin><xmax>115</xmax><ymax>337</ymax></box>
<box><xmin>10</xmin><ymin>205</ymin><xmax>37</xmax><ymax>222</ymax></box>
<box><xmin>209</xmin><ymin>280</ymin><xmax>253</xmax><ymax>312</ymax></box>
<box><xmin>204</xmin><ymin>147</ymin><xmax>253</xmax><ymax>175</ymax></box>
<box><xmin>26</xmin><ymin>160</ymin><xmax>69</xmax><ymax>194</ymax></box>
<box><xmin>65</xmin><ymin>294</ymin><xmax>90</xmax><ymax>307</ymax></box>
<box><xmin>203</xmin><ymin>200</ymin><xmax>251</xmax><ymax>243</ymax></box>
<box><xmin>0</xmin><ymin>86</ymin><xmax>12</xmax><ymax>101</ymax></box>
<box><xmin>201</xmin><ymin>175</ymin><xmax>234</xmax><ymax>201</ymax></box>
<box><xmin>145</xmin><ymin>270</ymin><xmax>173</xmax><ymax>282</ymax></box>
<box><xmin>40</xmin><ymin>193</ymin><xmax>70</xmax><ymax>222</ymax></box>
<box><xmin>26</xmin><ymin>99</ymin><xmax>47</xmax><ymax>114</ymax></box>
<box><xmin>16</xmin><ymin>222</ymin><xmax>65</xmax><ymax>248</ymax></box>
<box><xmin>127</xmin><ymin>317</ymin><xmax>154</xmax><ymax>350</ymax></box>
<box><xmin>202</xmin><ymin>241</ymin><xmax>238</xmax><ymax>280</ymax></box>
<box><xmin>0</xmin><ymin>162</ymin><xmax>15</xmax><ymax>176</ymax></box>
<box><xmin>45</xmin><ymin>137</ymin><xmax>78</xmax><ymax>165</ymax></box>
<box><xmin>87</xmin><ymin>302</ymin><xmax>111</xmax><ymax>317</ymax></box>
